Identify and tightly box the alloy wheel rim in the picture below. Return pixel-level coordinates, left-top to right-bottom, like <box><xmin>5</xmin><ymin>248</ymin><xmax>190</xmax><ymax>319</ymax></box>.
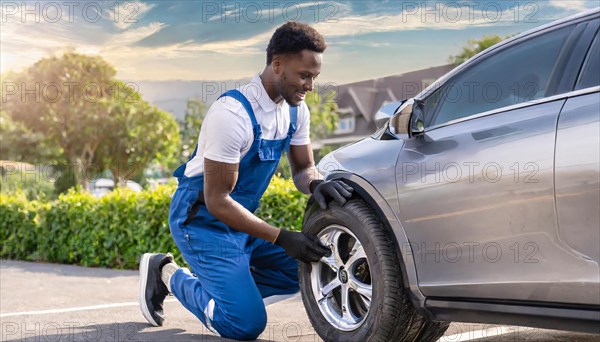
<box><xmin>310</xmin><ymin>224</ymin><xmax>372</xmax><ymax>331</ymax></box>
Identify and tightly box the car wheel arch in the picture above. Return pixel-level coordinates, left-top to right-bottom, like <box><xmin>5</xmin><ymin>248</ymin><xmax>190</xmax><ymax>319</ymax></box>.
<box><xmin>303</xmin><ymin>171</ymin><xmax>432</xmax><ymax>319</ymax></box>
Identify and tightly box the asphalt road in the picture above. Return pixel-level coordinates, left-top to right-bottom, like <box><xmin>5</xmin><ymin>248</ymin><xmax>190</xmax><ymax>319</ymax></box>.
<box><xmin>1</xmin><ymin>260</ymin><xmax>598</xmax><ymax>342</ymax></box>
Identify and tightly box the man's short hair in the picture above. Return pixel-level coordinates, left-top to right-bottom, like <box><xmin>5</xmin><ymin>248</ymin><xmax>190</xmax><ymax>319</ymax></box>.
<box><xmin>266</xmin><ymin>22</ymin><xmax>327</xmax><ymax>65</ymax></box>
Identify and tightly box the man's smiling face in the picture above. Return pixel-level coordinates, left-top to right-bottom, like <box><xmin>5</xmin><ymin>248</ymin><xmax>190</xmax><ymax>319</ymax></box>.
<box><xmin>273</xmin><ymin>49</ymin><xmax>322</xmax><ymax>107</ymax></box>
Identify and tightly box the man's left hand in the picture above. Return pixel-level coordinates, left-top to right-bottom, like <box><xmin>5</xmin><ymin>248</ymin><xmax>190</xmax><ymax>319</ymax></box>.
<box><xmin>311</xmin><ymin>180</ymin><xmax>354</xmax><ymax>210</ymax></box>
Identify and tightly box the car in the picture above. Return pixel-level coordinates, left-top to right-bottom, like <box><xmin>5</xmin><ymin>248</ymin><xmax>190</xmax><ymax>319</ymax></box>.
<box><xmin>88</xmin><ymin>178</ymin><xmax>143</xmax><ymax>198</ymax></box>
<box><xmin>300</xmin><ymin>8</ymin><xmax>600</xmax><ymax>341</ymax></box>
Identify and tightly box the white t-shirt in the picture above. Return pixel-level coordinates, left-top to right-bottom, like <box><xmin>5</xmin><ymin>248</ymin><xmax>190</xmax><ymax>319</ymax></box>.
<box><xmin>184</xmin><ymin>74</ymin><xmax>311</xmax><ymax>177</ymax></box>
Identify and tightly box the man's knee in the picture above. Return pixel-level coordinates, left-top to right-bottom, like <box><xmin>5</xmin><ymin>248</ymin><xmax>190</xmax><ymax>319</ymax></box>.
<box><xmin>232</xmin><ymin>319</ymin><xmax>267</xmax><ymax>340</ymax></box>
<box><xmin>215</xmin><ymin>302</ymin><xmax>267</xmax><ymax>340</ymax></box>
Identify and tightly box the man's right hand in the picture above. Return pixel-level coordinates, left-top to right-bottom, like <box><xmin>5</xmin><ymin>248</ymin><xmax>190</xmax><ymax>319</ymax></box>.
<box><xmin>274</xmin><ymin>229</ymin><xmax>331</xmax><ymax>263</ymax></box>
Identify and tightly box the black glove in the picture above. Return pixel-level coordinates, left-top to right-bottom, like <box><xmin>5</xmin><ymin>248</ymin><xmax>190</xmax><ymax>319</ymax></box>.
<box><xmin>310</xmin><ymin>179</ymin><xmax>354</xmax><ymax>210</ymax></box>
<box><xmin>274</xmin><ymin>229</ymin><xmax>331</xmax><ymax>263</ymax></box>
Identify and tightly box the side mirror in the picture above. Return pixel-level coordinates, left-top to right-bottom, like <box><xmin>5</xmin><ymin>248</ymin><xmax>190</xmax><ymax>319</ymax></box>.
<box><xmin>388</xmin><ymin>98</ymin><xmax>425</xmax><ymax>137</ymax></box>
<box><xmin>410</xmin><ymin>99</ymin><xmax>425</xmax><ymax>136</ymax></box>
<box><xmin>375</xmin><ymin>100</ymin><xmax>406</xmax><ymax>129</ymax></box>
<box><xmin>389</xmin><ymin>99</ymin><xmax>414</xmax><ymax>135</ymax></box>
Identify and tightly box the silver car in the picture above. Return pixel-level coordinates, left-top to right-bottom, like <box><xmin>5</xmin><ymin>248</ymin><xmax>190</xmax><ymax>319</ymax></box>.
<box><xmin>300</xmin><ymin>8</ymin><xmax>600</xmax><ymax>341</ymax></box>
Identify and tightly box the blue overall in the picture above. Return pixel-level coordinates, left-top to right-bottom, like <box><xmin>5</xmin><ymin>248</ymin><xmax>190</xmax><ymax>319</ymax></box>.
<box><xmin>168</xmin><ymin>90</ymin><xmax>299</xmax><ymax>340</ymax></box>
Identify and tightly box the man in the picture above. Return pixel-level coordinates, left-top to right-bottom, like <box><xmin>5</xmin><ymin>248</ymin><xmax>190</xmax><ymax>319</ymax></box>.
<box><xmin>139</xmin><ymin>22</ymin><xmax>353</xmax><ymax>340</ymax></box>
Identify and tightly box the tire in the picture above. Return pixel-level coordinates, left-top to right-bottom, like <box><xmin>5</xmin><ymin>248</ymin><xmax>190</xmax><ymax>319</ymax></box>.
<box><xmin>300</xmin><ymin>199</ymin><xmax>449</xmax><ymax>342</ymax></box>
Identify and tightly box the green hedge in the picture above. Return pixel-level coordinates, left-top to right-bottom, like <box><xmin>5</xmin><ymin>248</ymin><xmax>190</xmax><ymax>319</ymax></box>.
<box><xmin>0</xmin><ymin>193</ymin><xmax>44</xmax><ymax>260</ymax></box>
<box><xmin>0</xmin><ymin>175</ymin><xmax>307</xmax><ymax>269</ymax></box>
<box><xmin>255</xmin><ymin>175</ymin><xmax>308</xmax><ymax>231</ymax></box>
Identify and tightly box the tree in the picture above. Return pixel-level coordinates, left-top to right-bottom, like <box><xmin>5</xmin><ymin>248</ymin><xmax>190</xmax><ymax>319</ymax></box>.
<box><xmin>95</xmin><ymin>81</ymin><xmax>180</xmax><ymax>186</ymax></box>
<box><xmin>0</xmin><ymin>110</ymin><xmax>59</xmax><ymax>162</ymax></box>
<box><xmin>306</xmin><ymin>90</ymin><xmax>339</xmax><ymax>141</ymax></box>
<box><xmin>2</xmin><ymin>52</ymin><xmax>180</xmax><ymax>191</ymax></box>
<box><xmin>177</xmin><ymin>98</ymin><xmax>208</xmax><ymax>165</ymax></box>
<box><xmin>449</xmin><ymin>35</ymin><xmax>509</xmax><ymax>66</ymax></box>
<box><xmin>2</xmin><ymin>53</ymin><xmax>117</xmax><ymax>190</ymax></box>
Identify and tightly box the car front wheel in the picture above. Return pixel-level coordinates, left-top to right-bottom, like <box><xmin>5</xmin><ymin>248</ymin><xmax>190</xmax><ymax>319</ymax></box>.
<box><xmin>300</xmin><ymin>199</ymin><xmax>449</xmax><ymax>341</ymax></box>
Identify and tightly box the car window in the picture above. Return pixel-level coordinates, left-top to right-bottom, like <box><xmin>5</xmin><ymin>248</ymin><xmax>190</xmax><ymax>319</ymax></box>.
<box><xmin>426</xmin><ymin>25</ymin><xmax>574</xmax><ymax>127</ymax></box>
<box><xmin>576</xmin><ymin>31</ymin><xmax>600</xmax><ymax>90</ymax></box>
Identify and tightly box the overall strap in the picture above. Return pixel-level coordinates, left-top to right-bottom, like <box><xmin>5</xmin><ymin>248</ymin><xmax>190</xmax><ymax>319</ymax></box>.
<box><xmin>188</xmin><ymin>145</ymin><xmax>198</xmax><ymax>162</ymax></box>
<box><xmin>287</xmin><ymin>105</ymin><xmax>299</xmax><ymax>138</ymax></box>
<box><xmin>218</xmin><ymin>89</ymin><xmax>262</xmax><ymax>137</ymax></box>
<box><xmin>173</xmin><ymin>89</ymin><xmax>258</xmax><ymax>178</ymax></box>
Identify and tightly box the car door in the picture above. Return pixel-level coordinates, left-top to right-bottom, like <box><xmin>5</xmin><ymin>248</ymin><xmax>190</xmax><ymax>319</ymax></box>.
<box><xmin>554</xmin><ymin>28</ymin><xmax>600</xmax><ymax>305</ymax></box>
<box><xmin>395</xmin><ymin>18</ymin><xmax>598</xmax><ymax>303</ymax></box>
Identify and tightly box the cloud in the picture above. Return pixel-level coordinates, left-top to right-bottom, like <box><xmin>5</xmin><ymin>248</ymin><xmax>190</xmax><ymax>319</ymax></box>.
<box><xmin>205</xmin><ymin>1</ymin><xmax>352</xmax><ymax>23</ymax></box>
<box><xmin>106</xmin><ymin>1</ymin><xmax>156</xmax><ymax>30</ymax></box>
<box><xmin>146</xmin><ymin>2</ymin><xmax>502</xmax><ymax>56</ymax></box>
<box><xmin>108</xmin><ymin>22</ymin><xmax>167</xmax><ymax>46</ymax></box>
<box><xmin>312</xmin><ymin>4</ymin><xmax>513</xmax><ymax>37</ymax></box>
<box><xmin>548</xmin><ymin>0</ymin><xmax>592</xmax><ymax>13</ymax></box>
<box><xmin>5</xmin><ymin>0</ymin><xmax>595</xmax><ymax>81</ymax></box>
<box><xmin>176</xmin><ymin>31</ymin><xmax>271</xmax><ymax>55</ymax></box>
<box><xmin>0</xmin><ymin>2</ymin><xmax>165</xmax><ymax>74</ymax></box>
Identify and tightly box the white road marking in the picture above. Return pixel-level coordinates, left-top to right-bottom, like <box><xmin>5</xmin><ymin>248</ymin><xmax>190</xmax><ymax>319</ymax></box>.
<box><xmin>0</xmin><ymin>299</ymin><xmax>178</xmax><ymax>318</ymax></box>
<box><xmin>439</xmin><ymin>326</ymin><xmax>515</xmax><ymax>341</ymax></box>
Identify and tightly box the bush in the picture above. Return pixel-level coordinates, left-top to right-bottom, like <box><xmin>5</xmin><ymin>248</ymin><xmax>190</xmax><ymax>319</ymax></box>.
<box><xmin>0</xmin><ymin>175</ymin><xmax>308</xmax><ymax>269</ymax></box>
<box><xmin>37</xmin><ymin>186</ymin><xmax>179</xmax><ymax>269</ymax></box>
<box><xmin>1</xmin><ymin>164</ymin><xmax>56</xmax><ymax>201</ymax></box>
<box><xmin>256</xmin><ymin>175</ymin><xmax>307</xmax><ymax>232</ymax></box>
<box><xmin>0</xmin><ymin>192</ymin><xmax>44</xmax><ymax>260</ymax></box>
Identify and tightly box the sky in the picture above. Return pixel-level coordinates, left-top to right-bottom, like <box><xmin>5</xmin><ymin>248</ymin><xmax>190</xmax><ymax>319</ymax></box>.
<box><xmin>1</xmin><ymin>0</ymin><xmax>598</xmax><ymax>84</ymax></box>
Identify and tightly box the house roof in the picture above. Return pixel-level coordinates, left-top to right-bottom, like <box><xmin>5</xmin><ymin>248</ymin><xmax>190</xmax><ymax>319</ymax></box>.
<box><xmin>331</xmin><ymin>64</ymin><xmax>455</xmax><ymax>123</ymax></box>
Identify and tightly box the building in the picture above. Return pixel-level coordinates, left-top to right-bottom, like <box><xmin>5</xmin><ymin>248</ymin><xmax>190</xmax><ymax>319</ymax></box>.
<box><xmin>314</xmin><ymin>64</ymin><xmax>455</xmax><ymax>148</ymax></box>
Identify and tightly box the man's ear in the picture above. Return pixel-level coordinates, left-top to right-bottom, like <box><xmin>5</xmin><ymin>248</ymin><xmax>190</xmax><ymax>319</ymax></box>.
<box><xmin>272</xmin><ymin>55</ymin><xmax>284</xmax><ymax>75</ymax></box>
